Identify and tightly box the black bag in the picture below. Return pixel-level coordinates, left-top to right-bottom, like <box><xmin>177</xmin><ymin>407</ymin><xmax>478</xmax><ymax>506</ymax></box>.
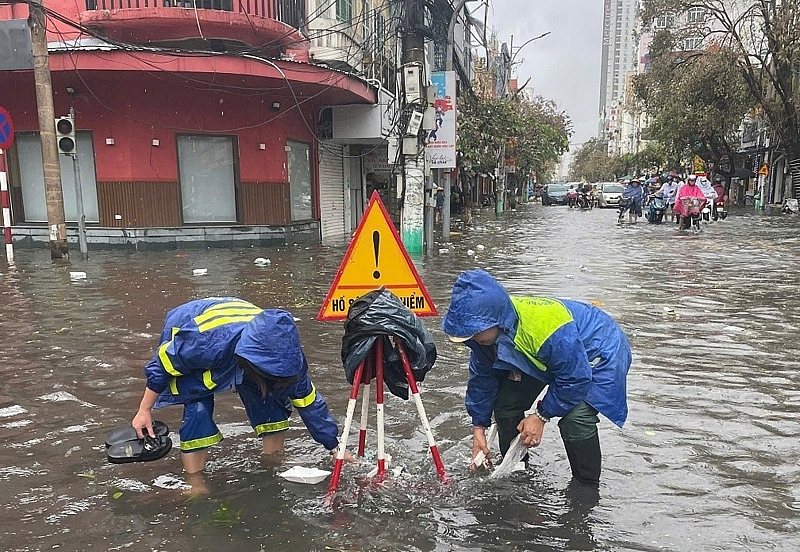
<box><xmin>340</xmin><ymin>288</ymin><xmax>437</xmax><ymax>400</ymax></box>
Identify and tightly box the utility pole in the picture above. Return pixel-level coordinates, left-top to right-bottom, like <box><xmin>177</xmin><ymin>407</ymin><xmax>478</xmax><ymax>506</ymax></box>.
<box><xmin>400</xmin><ymin>0</ymin><xmax>426</xmax><ymax>255</ymax></box>
<box><xmin>29</xmin><ymin>0</ymin><xmax>68</xmax><ymax>260</ymax></box>
<box><xmin>496</xmin><ymin>41</ymin><xmax>511</xmax><ymax>217</ymax></box>
<box><xmin>69</xmin><ymin>103</ymin><xmax>88</xmax><ymax>260</ymax></box>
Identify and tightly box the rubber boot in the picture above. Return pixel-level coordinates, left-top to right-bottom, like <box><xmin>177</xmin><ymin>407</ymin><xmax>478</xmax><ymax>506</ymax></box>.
<box><xmin>563</xmin><ymin>433</ymin><xmax>601</xmax><ymax>484</ymax></box>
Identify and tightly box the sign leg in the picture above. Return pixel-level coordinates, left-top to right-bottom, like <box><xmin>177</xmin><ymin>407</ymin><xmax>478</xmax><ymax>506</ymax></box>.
<box><xmin>327</xmin><ymin>360</ymin><xmax>365</xmax><ymax>496</ymax></box>
<box><xmin>374</xmin><ymin>338</ymin><xmax>387</xmax><ymax>478</ymax></box>
<box><xmin>394</xmin><ymin>338</ymin><xmax>449</xmax><ymax>483</ymax></box>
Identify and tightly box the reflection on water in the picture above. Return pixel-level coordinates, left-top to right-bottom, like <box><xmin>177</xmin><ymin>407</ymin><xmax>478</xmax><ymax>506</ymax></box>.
<box><xmin>1</xmin><ymin>206</ymin><xmax>800</xmax><ymax>551</ymax></box>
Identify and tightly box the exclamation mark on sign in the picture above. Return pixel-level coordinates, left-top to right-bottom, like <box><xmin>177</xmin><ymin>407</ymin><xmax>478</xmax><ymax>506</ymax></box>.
<box><xmin>372</xmin><ymin>230</ymin><xmax>381</xmax><ymax>279</ymax></box>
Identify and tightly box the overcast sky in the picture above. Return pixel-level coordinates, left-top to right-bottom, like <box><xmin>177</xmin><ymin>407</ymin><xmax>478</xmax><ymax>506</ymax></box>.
<box><xmin>482</xmin><ymin>0</ymin><xmax>604</xmax><ymax>148</ymax></box>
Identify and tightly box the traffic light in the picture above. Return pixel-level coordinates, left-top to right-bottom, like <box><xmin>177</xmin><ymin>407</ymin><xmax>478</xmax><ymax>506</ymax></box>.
<box><xmin>54</xmin><ymin>116</ymin><xmax>76</xmax><ymax>155</ymax></box>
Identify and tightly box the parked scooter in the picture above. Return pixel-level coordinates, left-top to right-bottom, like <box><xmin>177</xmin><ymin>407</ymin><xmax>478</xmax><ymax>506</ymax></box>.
<box><xmin>645</xmin><ymin>193</ymin><xmax>667</xmax><ymax>224</ymax></box>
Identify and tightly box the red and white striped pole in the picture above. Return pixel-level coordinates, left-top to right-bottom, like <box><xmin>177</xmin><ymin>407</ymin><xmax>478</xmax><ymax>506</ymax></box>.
<box><xmin>327</xmin><ymin>360</ymin><xmax>365</xmax><ymax>496</ymax></box>
<box><xmin>395</xmin><ymin>338</ymin><xmax>449</xmax><ymax>483</ymax></box>
<box><xmin>357</xmin><ymin>354</ymin><xmax>372</xmax><ymax>457</ymax></box>
<box><xmin>0</xmin><ymin>149</ymin><xmax>14</xmax><ymax>265</ymax></box>
<box><xmin>374</xmin><ymin>338</ymin><xmax>387</xmax><ymax>478</ymax></box>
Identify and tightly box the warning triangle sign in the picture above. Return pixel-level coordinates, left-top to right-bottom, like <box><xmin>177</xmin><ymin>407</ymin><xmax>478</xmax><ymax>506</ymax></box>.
<box><xmin>318</xmin><ymin>191</ymin><xmax>437</xmax><ymax>321</ymax></box>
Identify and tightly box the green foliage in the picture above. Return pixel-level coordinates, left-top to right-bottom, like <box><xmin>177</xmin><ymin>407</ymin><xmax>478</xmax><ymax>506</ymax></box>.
<box><xmin>569</xmin><ymin>139</ymin><xmax>672</xmax><ymax>182</ymax></box>
<box><xmin>632</xmin><ymin>41</ymin><xmax>754</xmax><ymax>163</ymax></box>
<box><xmin>639</xmin><ymin>0</ymin><xmax>800</xmax><ymax>162</ymax></box>
<box><xmin>457</xmin><ymin>93</ymin><xmax>571</xmax><ymax>180</ymax></box>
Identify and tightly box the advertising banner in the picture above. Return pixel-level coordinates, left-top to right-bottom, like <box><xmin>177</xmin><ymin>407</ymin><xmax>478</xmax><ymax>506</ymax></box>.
<box><xmin>425</xmin><ymin>71</ymin><xmax>456</xmax><ymax>169</ymax></box>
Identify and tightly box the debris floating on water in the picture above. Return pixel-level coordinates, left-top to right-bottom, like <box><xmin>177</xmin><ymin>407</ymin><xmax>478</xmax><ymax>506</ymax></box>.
<box><xmin>192</xmin><ymin>268</ymin><xmax>208</xmax><ymax>276</ymax></box>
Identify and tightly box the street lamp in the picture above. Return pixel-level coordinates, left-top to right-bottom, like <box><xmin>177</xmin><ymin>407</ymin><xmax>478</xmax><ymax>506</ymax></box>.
<box><xmin>509</xmin><ymin>32</ymin><xmax>551</xmax><ymax>67</ymax></box>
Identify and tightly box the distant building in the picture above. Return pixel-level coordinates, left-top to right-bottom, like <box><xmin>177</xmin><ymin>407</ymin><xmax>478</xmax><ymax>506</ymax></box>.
<box><xmin>598</xmin><ymin>0</ymin><xmax>639</xmax><ymax>152</ymax></box>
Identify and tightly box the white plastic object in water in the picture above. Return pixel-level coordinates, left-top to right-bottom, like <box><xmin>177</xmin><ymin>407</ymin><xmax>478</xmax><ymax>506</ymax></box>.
<box><xmin>192</xmin><ymin>268</ymin><xmax>207</xmax><ymax>276</ymax></box>
<box><xmin>278</xmin><ymin>466</ymin><xmax>331</xmax><ymax>484</ymax></box>
<box><xmin>471</xmin><ymin>424</ymin><xmax>498</xmax><ymax>468</ymax></box>
<box><xmin>254</xmin><ymin>257</ymin><xmax>271</xmax><ymax>266</ymax></box>
<box><xmin>69</xmin><ymin>271</ymin><xmax>87</xmax><ymax>280</ymax></box>
<box><xmin>489</xmin><ymin>435</ymin><xmax>527</xmax><ymax>479</ymax></box>
<box><xmin>366</xmin><ymin>453</ymin><xmax>392</xmax><ymax>478</ymax></box>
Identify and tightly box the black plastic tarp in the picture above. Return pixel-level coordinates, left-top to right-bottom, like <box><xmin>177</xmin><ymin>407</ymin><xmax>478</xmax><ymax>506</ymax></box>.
<box><xmin>341</xmin><ymin>288</ymin><xmax>437</xmax><ymax>400</ymax></box>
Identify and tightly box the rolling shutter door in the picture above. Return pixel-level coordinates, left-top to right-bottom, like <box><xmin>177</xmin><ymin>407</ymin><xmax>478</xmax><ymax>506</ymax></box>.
<box><xmin>319</xmin><ymin>143</ymin><xmax>346</xmax><ymax>241</ymax></box>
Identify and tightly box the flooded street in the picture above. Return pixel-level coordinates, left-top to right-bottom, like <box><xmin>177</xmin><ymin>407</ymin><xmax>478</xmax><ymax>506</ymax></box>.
<box><xmin>2</xmin><ymin>203</ymin><xmax>800</xmax><ymax>551</ymax></box>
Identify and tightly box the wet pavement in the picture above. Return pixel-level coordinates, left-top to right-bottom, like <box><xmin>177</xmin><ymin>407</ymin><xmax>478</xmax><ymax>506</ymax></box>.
<box><xmin>1</xmin><ymin>203</ymin><xmax>800</xmax><ymax>551</ymax></box>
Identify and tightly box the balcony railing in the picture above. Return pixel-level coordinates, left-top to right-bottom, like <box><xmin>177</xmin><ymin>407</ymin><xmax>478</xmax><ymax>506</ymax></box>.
<box><xmin>85</xmin><ymin>0</ymin><xmax>306</xmax><ymax>31</ymax></box>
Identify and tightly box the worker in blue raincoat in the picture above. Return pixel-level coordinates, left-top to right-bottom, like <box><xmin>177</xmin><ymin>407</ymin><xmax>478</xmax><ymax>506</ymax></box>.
<box><xmin>442</xmin><ymin>270</ymin><xmax>631</xmax><ymax>483</ymax></box>
<box><xmin>132</xmin><ymin>298</ymin><xmax>346</xmax><ymax>474</ymax></box>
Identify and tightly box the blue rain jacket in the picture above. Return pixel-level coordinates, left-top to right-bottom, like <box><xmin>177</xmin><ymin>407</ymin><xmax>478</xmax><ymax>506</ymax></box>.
<box><xmin>144</xmin><ymin>298</ymin><xmax>339</xmax><ymax>450</ymax></box>
<box><xmin>442</xmin><ymin>270</ymin><xmax>630</xmax><ymax>428</ymax></box>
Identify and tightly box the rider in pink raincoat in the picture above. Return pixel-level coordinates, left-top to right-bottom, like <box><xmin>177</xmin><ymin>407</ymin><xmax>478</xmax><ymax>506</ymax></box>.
<box><xmin>673</xmin><ymin>174</ymin><xmax>707</xmax><ymax>222</ymax></box>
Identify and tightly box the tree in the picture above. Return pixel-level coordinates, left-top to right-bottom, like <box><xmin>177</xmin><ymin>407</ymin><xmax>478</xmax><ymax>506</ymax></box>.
<box><xmin>568</xmin><ymin>138</ymin><xmax>613</xmax><ymax>182</ymax></box>
<box><xmin>632</xmin><ymin>28</ymin><xmax>755</xmax><ymax>167</ymax></box>
<box><xmin>640</xmin><ymin>0</ymin><xmax>800</xmax><ymax>178</ymax></box>
<box><xmin>457</xmin><ymin>93</ymin><xmax>571</xmax><ymax>189</ymax></box>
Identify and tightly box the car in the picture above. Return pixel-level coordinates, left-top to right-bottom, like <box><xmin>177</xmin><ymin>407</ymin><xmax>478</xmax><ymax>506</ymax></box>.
<box><xmin>597</xmin><ymin>182</ymin><xmax>625</xmax><ymax>207</ymax></box>
<box><xmin>541</xmin><ymin>182</ymin><xmax>569</xmax><ymax>205</ymax></box>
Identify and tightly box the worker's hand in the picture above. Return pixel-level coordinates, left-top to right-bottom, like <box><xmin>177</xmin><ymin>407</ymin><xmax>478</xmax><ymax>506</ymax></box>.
<box><xmin>517</xmin><ymin>414</ymin><xmax>545</xmax><ymax>448</ymax></box>
<box><xmin>471</xmin><ymin>425</ymin><xmax>492</xmax><ymax>469</ymax></box>
<box><xmin>132</xmin><ymin>409</ymin><xmax>156</xmax><ymax>439</ymax></box>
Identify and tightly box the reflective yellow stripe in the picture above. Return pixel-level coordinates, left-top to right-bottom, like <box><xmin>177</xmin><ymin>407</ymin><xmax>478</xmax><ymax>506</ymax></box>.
<box><xmin>511</xmin><ymin>297</ymin><xmax>574</xmax><ymax>372</ymax></box>
<box><xmin>254</xmin><ymin>420</ymin><xmax>290</xmax><ymax>435</ymax></box>
<box><xmin>202</xmin><ymin>369</ymin><xmax>216</xmax><ymax>390</ymax></box>
<box><xmin>198</xmin><ymin>313</ymin><xmax>260</xmax><ymax>333</ymax></box>
<box><xmin>158</xmin><ymin>341</ymin><xmax>181</xmax><ymax>376</ymax></box>
<box><xmin>180</xmin><ymin>432</ymin><xmax>223</xmax><ymax>451</ymax></box>
<box><xmin>169</xmin><ymin>377</ymin><xmax>179</xmax><ymax>395</ymax></box>
<box><xmin>193</xmin><ymin>303</ymin><xmax>261</xmax><ymax>325</ymax></box>
<box><xmin>171</xmin><ymin>326</ymin><xmax>179</xmax><ymax>338</ymax></box>
<box><xmin>291</xmin><ymin>384</ymin><xmax>317</xmax><ymax>409</ymax></box>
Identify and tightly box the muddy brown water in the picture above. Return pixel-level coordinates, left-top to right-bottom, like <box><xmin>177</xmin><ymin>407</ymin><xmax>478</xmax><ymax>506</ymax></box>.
<box><xmin>1</xmin><ymin>204</ymin><xmax>799</xmax><ymax>551</ymax></box>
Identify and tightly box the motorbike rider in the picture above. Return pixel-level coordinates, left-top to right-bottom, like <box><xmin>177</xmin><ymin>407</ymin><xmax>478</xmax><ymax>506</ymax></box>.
<box><xmin>621</xmin><ymin>177</ymin><xmax>644</xmax><ymax>223</ymax></box>
<box><xmin>658</xmin><ymin>174</ymin><xmax>680</xmax><ymax>223</ymax></box>
<box><xmin>674</xmin><ymin>174</ymin><xmax>707</xmax><ymax>228</ymax></box>
<box><xmin>712</xmin><ymin>176</ymin><xmax>728</xmax><ymax>219</ymax></box>
<box><xmin>567</xmin><ymin>185</ymin><xmax>578</xmax><ymax>208</ymax></box>
<box><xmin>695</xmin><ymin>176</ymin><xmax>718</xmax><ymax>220</ymax></box>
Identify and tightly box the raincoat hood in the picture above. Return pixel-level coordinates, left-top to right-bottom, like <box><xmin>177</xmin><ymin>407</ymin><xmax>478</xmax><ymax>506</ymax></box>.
<box><xmin>234</xmin><ymin>310</ymin><xmax>304</xmax><ymax>378</ymax></box>
<box><xmin>442</xmin><ymin>269</ymin><xmax>517</xmax><ymax>339</ymax></box>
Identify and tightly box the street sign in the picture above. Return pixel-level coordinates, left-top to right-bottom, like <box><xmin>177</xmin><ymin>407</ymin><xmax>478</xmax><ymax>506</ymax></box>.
<box><xmin>318</xmin><ymin>191</ymin><xmax>437</xmax><ymax>321</ymax></box>
<box><xmin>0</xmin><ymin>107</ymin><xmax>14</xmax><ymax>150</ymax></box>
<box><xmin>758</xmin><ymin>163</ymin><xmax>769</xmax><ymax>176</ymax></box>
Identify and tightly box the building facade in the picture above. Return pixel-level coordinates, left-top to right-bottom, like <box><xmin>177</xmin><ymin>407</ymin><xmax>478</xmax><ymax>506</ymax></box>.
<box><xmin>0</xmin><ymin>1</ymin><xmax>375</xmax><ymax>249</ymax></box>
<box><xmin>598</xmin><ymin>0</ymin><xmax>639</xmax><ymax>154</ymax></box>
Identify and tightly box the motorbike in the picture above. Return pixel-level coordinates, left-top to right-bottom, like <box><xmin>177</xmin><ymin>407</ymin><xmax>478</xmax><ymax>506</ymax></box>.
<box><xmin>576</xmin><ymin>190</ymin><xmax>594</xmax><ymax>210</ymax></box>
<box><xmin>679</xmin><ymin>197</ymin><xmax>705</xmax><ymax>233</ymax></box>
<box><xmin>645</xmin><ymin>193</ymin><xmax>667</xmax><ymax>224</ymax></box>
<box><xmin>617</xmin><ymin>196</ymin><xmax>634</xmax><ymax>224</ymax></box>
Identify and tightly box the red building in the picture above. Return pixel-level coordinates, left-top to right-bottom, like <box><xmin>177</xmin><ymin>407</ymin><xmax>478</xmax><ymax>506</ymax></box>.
<box><xmin>0</xmin><ymin>1</ymin><xmax>375</xmax><ymax>248</ymax></box>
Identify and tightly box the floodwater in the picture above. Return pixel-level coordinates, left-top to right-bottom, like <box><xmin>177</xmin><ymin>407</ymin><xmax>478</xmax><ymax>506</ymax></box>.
<box><xmin>1</xmin><ymin>203</ymin><xmax>800</xmax><ymax>551</ymax></box>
